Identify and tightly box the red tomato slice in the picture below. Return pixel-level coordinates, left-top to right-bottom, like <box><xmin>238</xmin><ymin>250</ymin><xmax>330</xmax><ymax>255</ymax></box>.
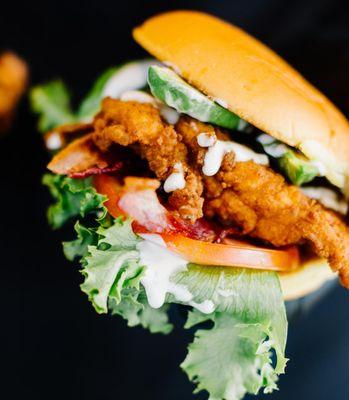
<box><xmin>93</xmin><ymin>174</ymin><xmax>300</xmax><ymax>272</ymax></box>
<box><xmin>162</xmin><ymin>234</ymin><xmax>299</xmax><ymax>271</ymax></box>
<box><xmin>94</xmin><ymin>174</ymin><xmax>216</xmax><ymax>239</ymax></box>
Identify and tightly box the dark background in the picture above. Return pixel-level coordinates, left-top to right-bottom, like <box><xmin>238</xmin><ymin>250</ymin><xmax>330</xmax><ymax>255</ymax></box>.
<box><xmin>1</xmin><ymin>0</ymin><xmax>349</xmax><ymax>399</ymax></box>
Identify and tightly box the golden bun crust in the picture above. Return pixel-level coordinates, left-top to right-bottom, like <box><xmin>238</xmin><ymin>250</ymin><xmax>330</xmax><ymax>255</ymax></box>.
<box><xmin>279</xmin><ymin>259</ymin><xmax>335</xmax><ymax>301</ymax></box>
<box><xmin>133</xmin><ymin>10</ymin><xmax>349</xmax><ymax>190</ymax></box>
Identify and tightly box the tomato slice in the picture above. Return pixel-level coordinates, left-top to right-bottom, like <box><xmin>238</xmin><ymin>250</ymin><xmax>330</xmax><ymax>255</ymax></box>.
<box><xmin>162</xmin><ymin>234</ymin><xmax>299</xmax><ymax>271</ymax></box>
<box><xmin>94</xmin><ymin>174</ymin><xmax>216</xmax><ymax>239</ymax></box>
<box><xmin>93</xmin><ymin>174</ymin><xmax>300</xmax><ymax>272</ymax></box>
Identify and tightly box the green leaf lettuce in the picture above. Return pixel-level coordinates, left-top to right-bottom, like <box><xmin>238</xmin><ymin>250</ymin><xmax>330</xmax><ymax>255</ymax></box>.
<box><xmin>74</xmin><ymin>218</ymin><xmax>287</xmax><ymax>399</ymax></box>
<box><xmin>30</xmin><ymin>80</ymin><xmax>76</xmax><ymax>132</ymax></box>
<box><xmin>42</xmin><ymin>174</ymin><xmax>107</xmax><ymax>229</ymax></box>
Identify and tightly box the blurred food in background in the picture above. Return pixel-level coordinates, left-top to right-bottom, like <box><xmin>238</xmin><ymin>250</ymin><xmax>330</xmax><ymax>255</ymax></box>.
<box><xmin>0</xmin><ymin>51</ymin><xmax>28</xmax><ymax>134</ymax></box>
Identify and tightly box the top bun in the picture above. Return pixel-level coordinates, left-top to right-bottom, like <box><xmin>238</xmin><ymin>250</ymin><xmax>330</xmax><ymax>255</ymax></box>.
<box><xmin>133</xmin><ymin>10</ymin><xmax>349</xmax><ymax>191</ymax></box>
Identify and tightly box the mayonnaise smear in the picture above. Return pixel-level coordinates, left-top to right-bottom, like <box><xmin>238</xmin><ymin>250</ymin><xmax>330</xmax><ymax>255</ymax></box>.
<box><xmin>198</xmin><ymin>134</ymin><xmax>269</xmax><ymax>176</ymax></box>
<box><xmin>103</xmin><ymin>60</ymin><xmax>154</xmax><ymax>98</ymax></box>
<box><xmin>46</xmin><ymin>132</ymin><xmax>62</xmax><ymax>150</ymax></box>
<box><xmin>120</xmin><ymin>90</ymin><xmax>157</xmax><ymax>105</ymax></box>
<box><xmin>137</xmin><ymin>234</ymin><xmax>215</xmax><ymax>314</ymax></box>
<box><xmin>197</xmin><ymin>132</ymin><xmax>216</xmax><ymax>147</ymax></box>
<box><xmin>163</xmin><ymin>162</ymin><xmax>186</xmax><ymax>193</ymax></box>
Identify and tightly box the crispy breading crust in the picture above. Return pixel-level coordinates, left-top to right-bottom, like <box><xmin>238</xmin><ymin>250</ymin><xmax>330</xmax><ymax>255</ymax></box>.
<box><xmin>177</xmin><ymin>117</ymin><xmax>349</xmax><ymax>288</ymax></box>
<box><xmin>92</xmin><ymin>98</ymin><xmax>204</xmax><ymax>220</ymax></box>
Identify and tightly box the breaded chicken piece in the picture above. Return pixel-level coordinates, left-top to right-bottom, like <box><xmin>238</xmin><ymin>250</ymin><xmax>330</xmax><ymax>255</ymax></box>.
<box><xmin>92</xmin><ymin>98</ymin><xmax>204</xmax><ymax>220</ymax></box>
<box><xmin>0</xmin><ymin>52</ymin><xmax>28</xmax><ymax>133</ymax></box>
<box><xmin>205</xmin><ymin>160</ymin><xmax>349</xmax><ymax>287</ymax></box>
<box><xmin>179</xmin><ymin>117</ymin><xmax>349</xmax><ymax>287</ymax></box>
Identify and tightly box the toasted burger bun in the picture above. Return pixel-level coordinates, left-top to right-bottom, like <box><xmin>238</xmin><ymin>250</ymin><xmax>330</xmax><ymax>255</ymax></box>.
<box><xmin>133</xmin><ymin>10</ymin><xmax>349</xmax><ymax>191</ymax></box>
<box><xmin>279</xmin><ymin>259</ymin><xmax>335</xmax><ymax>301</ymax></box>
<box><xmin>134</xmin><ymin>10</ymin><xmax>344</xmax><ymax>300</ymax></box>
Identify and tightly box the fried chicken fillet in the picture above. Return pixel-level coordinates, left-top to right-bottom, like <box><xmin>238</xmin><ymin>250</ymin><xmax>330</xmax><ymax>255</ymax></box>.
<box><xmin>92</xmin><ymin>98</ymin><xmax>204</xmax><ymax>220</ymax></box>
<box><xmin>0</xmin><ymin>52</ymin><xmax>28</xmax><ymax>133</ymax></box>
<box><xmin>48</xmin><ymin>99</ymin><xmax>349</xmax><ymax>288</ymax></box>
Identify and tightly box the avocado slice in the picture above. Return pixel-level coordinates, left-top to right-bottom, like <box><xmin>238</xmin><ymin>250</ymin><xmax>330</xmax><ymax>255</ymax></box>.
<box><xmin>278</xmin><ymin>149</ymin><xmax>319</xmax><ymax>185</ymax></box>
<box><xmin>148</xmin><ymin>65</ymin><xmax>240</xmax><ymax>129</ymax></box>
<box><xmin>258</xmin><ymin>135</ymin><xmax>319</xmax><ymax>185</ymax></box>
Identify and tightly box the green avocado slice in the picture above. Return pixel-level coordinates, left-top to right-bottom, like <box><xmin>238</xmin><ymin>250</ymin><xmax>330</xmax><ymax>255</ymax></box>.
<box><xmin>148</xmin><ymin>65</ymin><xmax>240</xmax><ymax>130</ymax></box>
<box><xmin>258</xmin><ymin>136</ymin><xmax>319</xmax><ymax>185</ymax></box>
<box><xmin>278</xmin><ymin>149</ymin><xmax>319</xmax><ymax>185</ymax></box>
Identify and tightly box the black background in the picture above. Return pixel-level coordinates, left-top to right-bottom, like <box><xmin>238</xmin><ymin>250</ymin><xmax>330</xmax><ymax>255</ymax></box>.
<box><xmin>1</xmin><ymin>1</ymin><xmax>349</xmax><ymax>399</ymax></box>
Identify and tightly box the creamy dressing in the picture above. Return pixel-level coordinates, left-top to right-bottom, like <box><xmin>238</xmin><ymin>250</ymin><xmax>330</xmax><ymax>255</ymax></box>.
<box><xmin>138</xmin><ymin>234</ymin><xmax>188</xmax><ymax>308</ymax></box>
<box><xmin>256</xmin><ymin>133</ymin><xmax>288</xmax><ymax>158</ymax></box>
<box><xmin>301</xmin><ymin>186</ymin><xmax>348</xmax><ymax>215</ymax></box>
<box><xmin>199</xmin><ymin>138</ymin><xmax>269</xmax><ymax>176</ymax></box>
<box><xmin>256</xmin><ymin>133</ymin><xmax>275</xmax><ymax>145</ymax></box>
<box><xmin>137</xmin><ymin>234</ymin><xmax>215</xmax><ymax>313</ymax></box>
<box><xmin>197</xmin><ymin>132</ymin><xmax>217</xmax><ymax>147</ymax></box>
<box><xmin>119</xmin><ymin>90</ymin><xmax>157</xmax><ymax>104</ymax></box>
<box><xmin>160</xmin><ymin>106</ymin><xmax>180</xmax><ymax>125</ymax></box>
<box><xmin>102</xmin><ymin>60</ymin><xmax>155</xmax><ymax>98</ymax></box>
<box><xmin>46</xmin><ymin>132</ymin><xmax>62</xmax><ymax>150</ymax></box>
<box><xmin>300</xmin><ymin>140</ymin><xmax>346</xmax><ymax>189</ymax></box>
<box><xmin>308</xmin><ymin>160</ymin><xmax>327</xmax><ymax>177</ymax></box>
<box><xmin>163</xmin><ymin>162</ymin><xmax>186</xmax><ymax>193</ymax></box>
<box><xmin>189</xmin><ymin>299</ymin><xmax>215</xmax><ymax>314</ymax></box>
<box><xmin>263</xmin><ymin>143</ymin><xmax>288</xmax><ymax>158</ymax></box>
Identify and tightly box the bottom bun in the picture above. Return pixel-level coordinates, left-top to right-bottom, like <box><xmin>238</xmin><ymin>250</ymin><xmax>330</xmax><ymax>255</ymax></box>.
<box><xmin>279</xmin><ymin>258</ymin><xmax>336</xmax><ymax>301</ymax></box>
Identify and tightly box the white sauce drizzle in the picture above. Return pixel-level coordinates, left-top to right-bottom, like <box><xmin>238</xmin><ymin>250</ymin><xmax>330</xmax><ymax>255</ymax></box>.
<box><xmin>46</xmin><ymin>132</ymin><xmax>62</xmax><ymax>150</ymax></box>
<box><xmin>301</xmin><ymin>186</ymin><xmax>348</xmax><ymax>215</ymax></box>
<box><xmin>119</xmin><ymin>90</ymin><xmax>157</xmax><ymax>104</ymax></box>
<box><xmin>137</xmin><ymin>234</ymin><xmax>215</xmax><ymax>313</ymax></box>
<box><xmin>163</xmin><ymin>162</ymin><xmax>186</xmax><ymax>193</ymax></box>
<box><xmin>103</xmin><ymin>60</ymin><xmax>154</xmax><ymax>98</ymax></box>
<box><xmin>197</xmin><ymin>132</ymin><xmax>216</xmax><ymax>147</ymax></box>
<box><xmin>308</xmin><ymin>160</ymin><xmax>327</xmax><ymax>177</ymax></box>
<box><xmin>199</xmin><ymin>138</ymin><xmax>269</xmax><ymax>176</ymax></box>
<box><xmin>264</xmin><ymin>143</ymin><xmax>288</xmax><ymax>158</ymax></box>
<box><xmin>256</xmin><ymin>133</ymin><xmax>275</xmax><ymax>145</ymax></box>
<box><xmin>189</xmin><ymin>300</ymin><xmax>215</xmax><ymax>314</ymax></box>
<box><xmin>256</xmin><ymin>133</ymin><xmax>288</xmax><ymax>158</ymax></box>
<box><xmin>160</xmin><ymin>105</ymin><xmax>180</xmax><ymax>124</ymax></box>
